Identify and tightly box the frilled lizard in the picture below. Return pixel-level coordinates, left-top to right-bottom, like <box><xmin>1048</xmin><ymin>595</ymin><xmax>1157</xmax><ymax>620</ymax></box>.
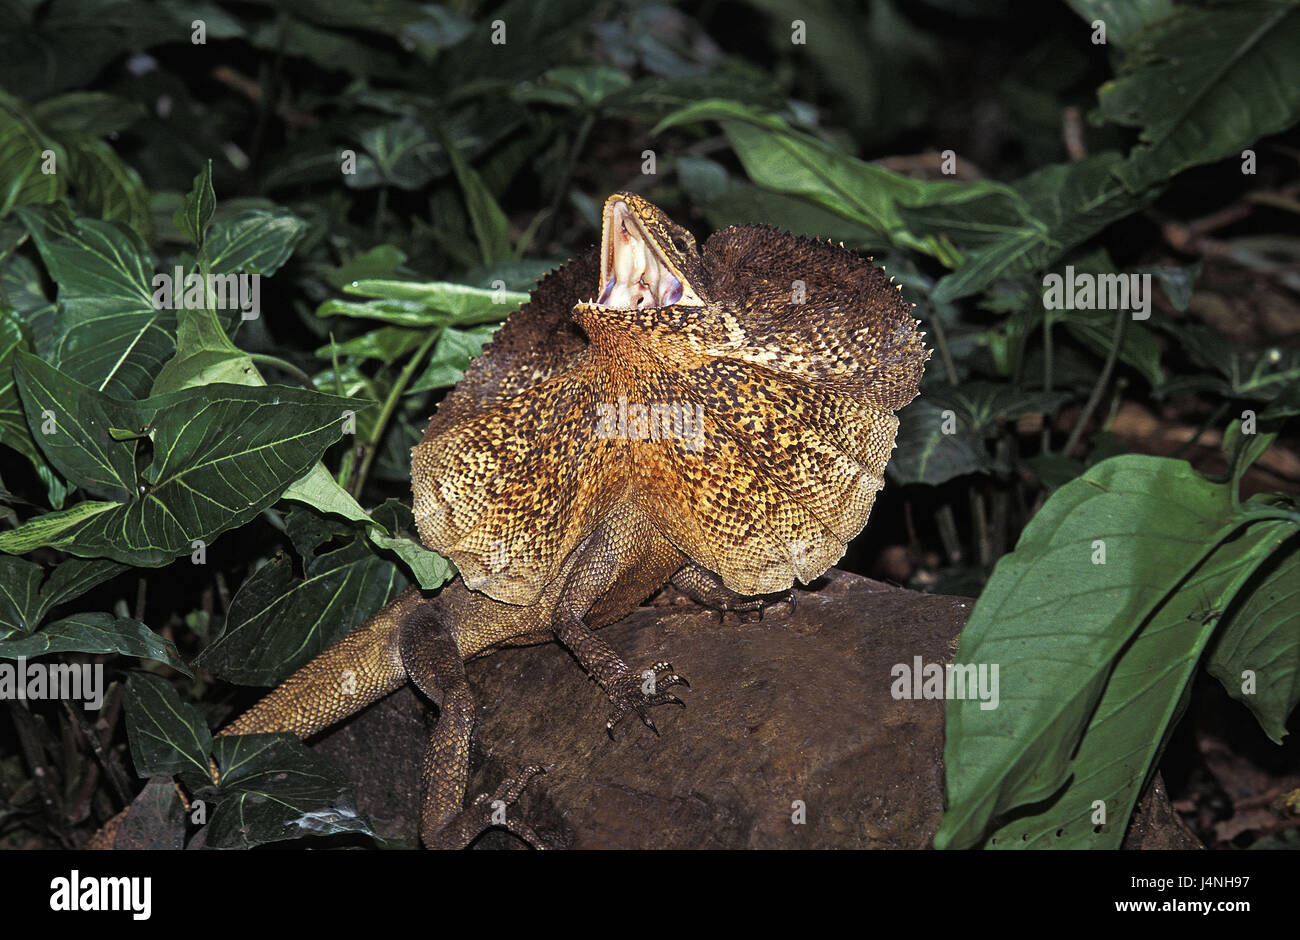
<box><xmin>94</xmin><ymin>192</ymin><xmax>928</xmax><ymax>849</ymax></box>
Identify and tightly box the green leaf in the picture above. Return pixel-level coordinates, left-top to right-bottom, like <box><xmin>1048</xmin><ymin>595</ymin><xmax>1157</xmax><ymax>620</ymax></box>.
<box><xmin>1062</xmin><ymin>308</ymin><xmax>1163</xmax><ymax>388</ymax></box>
<box><xmin>350</xmin><ymin>118</ymin><xmax>442</xmax><ymax>190</ymax></box>
<box><xmin>887</xmin><ymin>399</ymin><xmax>990</xmax><ymax>485</ymax></box>
<box><xmin>366</xmin><ymin>499</ymin><xmax>452</xmax><ymax>590</ymax></box>
<box><xmin>30</xmin><ymin>91</ymin><xmax>147</xmax><ymax>137</ymax></box>
<box><xmin>203</xmin><ymin>207</ymin><xmax>307</xmax><ymax>277</ymax></box>
<box><xmin>315</xmin><ymin>326</ymin><xmax>425</xmax><ymax>363</ymax></box>
<box><xmin>982</xmin><ymin>519</ymin><xmax>1292</xmax><ymax>848</ymax></box>
<box><xmin>656</xmin><ymin>100</ymin><xmax>1029</xmax><ymax>264</ymax></box>
<box><xmin>1206</xmin><ymin>544</ymin><xmax>1300</xmax><ymax>744</ymax></box>
<box><xmin>1098</xmin><ymin>2</ymin><xmax>1300</xmax><ymax>193</ymax></box>
<box><xmin>0</xmin><ymin>555</ymin><xmax>125</xmax><ymax>636</ymax></box>
<box><xmin>206</xmin><ymin>733</ymin><xmax>374</xmax><ymax>847</ymax></box>
<box><xmin>7</xmin><ymin>353</ymin><xmax>364</xmax><ymax>565</ymax></box>
<box><xmin>61</xmin><ymin>131</ymin><xmax>152</xmax><ymax>239</ymax></box>
<box><xmin>123</xmin><ymin>672</ymin><xmax>212</xmax><ymax>780</ymax></box>
<box><xmin>925</xmin><ymin>382</ymin><xmax>1072</xmax><ymax>438</ymax></box>
<box><xmin>0</xmin><ymin>88</ymin><xmax>63</xmax><ymax>215</ymax></box>
<box><xmin>325</xmin><ymin>245</ymin><xmax>408</xmax><ymax>289</ymax></box>
<box><xmin>407</xmin><ymin>324</ymin><xmax>497</xmax><ymax>394</ymax></box>
<box><xmin>931</xmin><ymin>154</ymin><xmax>1160</xmax><ymax>304</ymax></box>
<box><xmin>281</xmin><ymin>463</ymin><xmax>380</xmax><ymax>531</ymax></box>
<box><xmin>14</xmin><ymin>349</ymin><xmax>142</xmax><ymax>499</ymax></box>
<box><xmin>315</xmin><ymin>297</ymin><xmax>440</xmax><ymax>328</ymax></box>
<box><xmin>439</xmin><ymin>130</ymin><xmax>511</xmax><ymax>267</ymax></box>
<box><xmin>340</xmin><ymin>279</ymin><xmax>524</xmax><ymax>323</ymax></box>
<box><xmin>0</xmin><ymin>501</ymin><xmax>117</xmax><ymax>555</ymax></box>
<box><xmin>936</xmin><ymin>455</ymin><xmax>1292</xmax><ymax>849</ymax></box>
<box><xmin>197</xmin><ymin>506</ymin><xmax>407</xmax><ymax>685</ymax></box>
<box><xmin>17</xmin><ymin>204</ymin><xmax>173</xmax><ymax>399</ymax></box>
<box><xmin>174</xmin><ymin>160</ymin><xmax>215</xmax><ymax>247</ymax></box>
<box><xmin>1063</xmin><ymin>0</ymin><xmax>1174</xmax><ymax>48</ymax></box>
<box><xmin>0</xmin><ymin>555</ymin><xmax>42</xmax><ymax>635</ymax></box>
<box><xmin>0</xmin><ymin>310</ymin><xmax>58</xmax><ymax>496</ymax></box>
<box><xmin>0</xmin><ymin>612</ymin><xmax>190</xmax><ymax>675</ymax></box>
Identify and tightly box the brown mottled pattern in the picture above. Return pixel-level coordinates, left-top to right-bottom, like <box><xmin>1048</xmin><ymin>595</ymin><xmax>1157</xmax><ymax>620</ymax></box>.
<box><xmin>413</xmin><ymin>208</ymin><xmax>928</xmax><ymax>604</ymax></box>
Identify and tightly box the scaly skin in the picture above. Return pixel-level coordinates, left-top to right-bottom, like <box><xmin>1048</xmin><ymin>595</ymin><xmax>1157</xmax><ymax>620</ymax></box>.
<box><xmin>90</xmin><ymin>192</ymin><xmax>928</xmax><ymax>849</ymax></box>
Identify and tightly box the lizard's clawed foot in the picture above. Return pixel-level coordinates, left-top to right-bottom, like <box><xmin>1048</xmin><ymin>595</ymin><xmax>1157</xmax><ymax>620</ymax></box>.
<box><xmin>605</xmin><ymin>662</ymin><xmax>689</xmax><ymax>739</ymax></box>
<box><xmin>719</xmin><ymin>591</ymin><xmax>797</xmax><ymax>624</ymax></box>
<box><xmin>428</xmin><ymin>764</ymin><xmax>554</xmax><ymax>850</ymax></box>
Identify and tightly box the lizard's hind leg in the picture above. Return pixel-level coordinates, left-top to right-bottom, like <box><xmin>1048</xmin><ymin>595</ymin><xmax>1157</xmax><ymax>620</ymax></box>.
<box><xmin>398</xmin><ymin>603</ymin><xmax>550</xmax><ymax>849</ymax></box>
<box><xmin>670</xmin><ymin>562</ymin><xmax>796</xmax><ymax>621</ymax></box>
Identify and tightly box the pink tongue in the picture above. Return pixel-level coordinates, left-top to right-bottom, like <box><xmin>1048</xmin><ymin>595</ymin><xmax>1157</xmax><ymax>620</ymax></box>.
<box><xmin>661</xmin><ymin>275</ymin><xmax>683</xmax><ymax>306</ymax></box>
<box><xmin>597</xmin><ymin>277</ymin><xmax>615</xmax><ymax>305</ymax></box>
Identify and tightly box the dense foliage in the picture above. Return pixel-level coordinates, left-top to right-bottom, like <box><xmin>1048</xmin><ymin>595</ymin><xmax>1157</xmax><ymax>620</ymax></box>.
<box><xmin>0</xmin><ymin>0</ymin><xmax>1297</xmax><ymax>849</ymax></box>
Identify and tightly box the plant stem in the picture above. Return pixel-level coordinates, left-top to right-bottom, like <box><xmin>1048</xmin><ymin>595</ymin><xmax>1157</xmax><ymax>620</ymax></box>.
<box><xmin>1171</xmin><ymin>400</ymin><xmax>1231</xmax><ymax>460</ymax></box>
<box><xmin>349</xmin><ymin>328</ymin><xmax>439</xmax><ymax>498</ymax></box>
<box><xmin>1041</xmin><ymin>315</ymin><xmax>1054</xmax><ymax>454</ymax></box>
<box><xmin>535</xmin><ymin>111</ymin><xmax>597</xmax><ymax>251</ymax></box>
<box><xmin>247</xmin><ymin>353</ymin><xmax>313</xmax><ymax>386</ymax></box>
<box><xmin>926</xmin><ymin>308</ymin><xmax>959</xmax><ymax>385</ymax></box>
<box><xmin>1062</xmin><ymin>308</ymin><xmax>1127</xmax><ymax>458</ymax></box>
<box><xmin>936</xmin><ymin>503</ymin><xmax>963</xmax><ymax>565</ymax></box>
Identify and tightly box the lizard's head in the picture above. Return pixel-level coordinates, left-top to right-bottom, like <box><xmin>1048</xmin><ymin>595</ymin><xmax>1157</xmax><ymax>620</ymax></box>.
<box><xmin>581</xmin><ymin>191</ymin><xmax>706</xmax><ymax>312</ymax></box>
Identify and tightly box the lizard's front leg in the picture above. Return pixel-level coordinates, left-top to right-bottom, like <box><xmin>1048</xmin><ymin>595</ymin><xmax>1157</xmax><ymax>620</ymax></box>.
<box><xmin>555</xmin><ymin>610</ymin><xmax>688</xmax><ymax>737</ymax></box>
<box><xmin>398</xmin><ymin>604</ymin><xmax>549</xmax><ymax>849</ymax></box>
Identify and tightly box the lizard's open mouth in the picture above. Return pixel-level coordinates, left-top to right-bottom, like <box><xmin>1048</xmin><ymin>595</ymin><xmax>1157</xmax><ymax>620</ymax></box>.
<box><xmin>594</xmin><ymin>198</ymin><xmax>703</xmax><ymax>310</ymax></box>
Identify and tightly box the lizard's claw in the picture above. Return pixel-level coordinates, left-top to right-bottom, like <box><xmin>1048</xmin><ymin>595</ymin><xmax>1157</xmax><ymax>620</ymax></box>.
<box><xmin>721</xmin><ymin>591</ymin><xmax>796</xmax><ymax>624</ymax></box>
<box><xmin>429</xmin><ymin>764</ymin><xmax>554</xmax><ymax>850</ymax></box>
<box><xmin>605</xmin><ymin>662</ymin><xmax>689</xmax><ymax>739</ymax></box>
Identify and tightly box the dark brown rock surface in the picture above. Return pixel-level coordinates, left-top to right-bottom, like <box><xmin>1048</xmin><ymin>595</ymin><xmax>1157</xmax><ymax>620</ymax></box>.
<box><xmin>315</xmin><ymin>569</ymin><xmax>1197</xmax><ymax>849</ymax></box>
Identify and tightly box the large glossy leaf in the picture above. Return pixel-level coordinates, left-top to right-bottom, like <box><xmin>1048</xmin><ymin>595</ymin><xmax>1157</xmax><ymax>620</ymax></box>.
<box><xmin>61</xmin><ymin>131</ymin><xmax>152</xmax><ymax>240</ymax></box>
<box><xmin>0</xmin><ymin>555</ymin><xmax>125</xmax><ymax>636</ymax></box>
<box><xmin>0</xmin><ymin>312</ymin><xmax>49</xmax><ymax>486</ymax></box>
<box><xmin>123</xmin><ymin>672</ymin><xmax>212</xmax><ymax>780</ymax></box>
<box><xmin>204</xmin><ymin>207</ymin><xmax>307</xmax><ymax>276</ymax></box>
<box><xmin>365</xmin><ymin>499</ymin><xmax>453</xmax><ymax>591</ymax></box>
<box><xmin>936</xmin><ymin>455</ymin><xmax>1295</xmax><ymax>849</ymax></box>
<box><xmin>1099</xmin><ymin>2</ymin><xmax>1300</xmax><ymax>193</ymax></box>
<box><xmin>887</xmin><ymin>398</ymin><xmax>991</xmax><ymax>486</ymax></box>
<box><xmin>320</xmin><ymin>279</ymin><xmax>524</xmax><ymax>327</ymax></box>
<box><xmin>196</xmin><ymin>506</ymin><xmax>408</xmax><ymax>685</ymax></box>
<box><xmin>0</xmin><ymin>89</ymin><xmax>63</xmax><ymax>214</ymax></box>
<box><xmin>930</xmin><ymin>155</ymin><xmax>1160</xmax><ymax>303</ymax></box>
<box><xmin>17</xmin><ymin>205</ymin><xmax>174</xmax><ymax>399</ymax></box>
<box><xmin>982</xmin><ymin>519</ymin><xmax>1292</xmax><ymax>848</ymax></box>
<box><xmin>4</xmin><ymin>353</ymin><xmax>363</xmax><ymax>565</ymax></box>
<box><xmin>407</xmin><ymin>324</ymin><xmax>497</xmax><ymax>394</ymax></box>
<box><xmin>1207</xmin><ymin>544</ymin><xmax>1300</xmax><ymax>745</ymax></box>
<box><xmin>205</xmin><ymin>733</ymin><xmax>374</xmax><ymax>848</ymax></box>
<box><xmin>655</xmin><ymin>100</ymin><xmax>1030</xmax><ymax>264</ymax></box>
<box><xmin>0</xmin><ymin>612</ymin><xmax>190</xmax><ymax>675</ymax></box>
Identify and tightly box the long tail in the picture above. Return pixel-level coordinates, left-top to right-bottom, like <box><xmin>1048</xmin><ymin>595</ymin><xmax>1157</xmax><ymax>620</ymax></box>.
<box><xmin>87</xmin><ymin>586</ymin><xmax>422</xmax><ymax>848</ymax></box>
